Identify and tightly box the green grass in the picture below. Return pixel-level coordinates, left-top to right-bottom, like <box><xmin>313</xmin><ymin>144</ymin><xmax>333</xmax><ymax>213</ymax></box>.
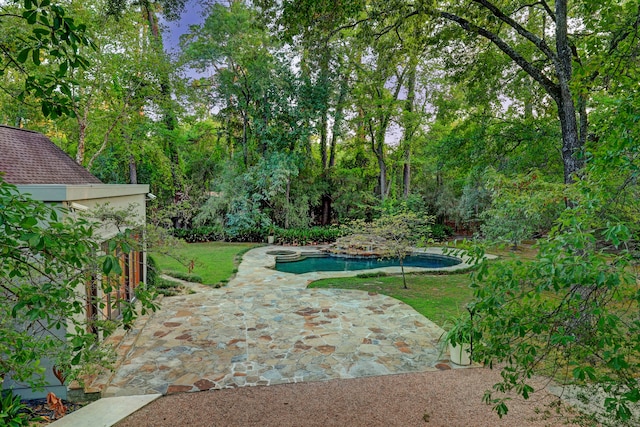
<box><xmin>309</xmin><ymin>272</ymin><xmax>474</xmax><ymax>328</ymax></box>
<box><xmin>151</xmin><ymin>242</ymin><xmax>259</xmax><ymax>286</ymax></box>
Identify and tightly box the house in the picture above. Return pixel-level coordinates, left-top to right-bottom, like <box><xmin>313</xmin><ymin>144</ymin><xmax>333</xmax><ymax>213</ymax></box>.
<box><xmin>0</xmin><ymin>124</ymin><xmax>150</xmax><ymax>399</ymax></box>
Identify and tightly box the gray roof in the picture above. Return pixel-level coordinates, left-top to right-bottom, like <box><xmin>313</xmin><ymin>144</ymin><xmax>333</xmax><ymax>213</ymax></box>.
<box><xmin>0</xmin><ymin>125</ymin><xmax>102</xmax><ymax>185</ymax></box>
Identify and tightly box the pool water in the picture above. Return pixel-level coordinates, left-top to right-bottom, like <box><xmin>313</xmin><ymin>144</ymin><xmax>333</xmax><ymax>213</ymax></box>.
<box><xmin>275</xmin><ymin>254</ymin><xmax>462</xmax><ymax>274</ymax></box>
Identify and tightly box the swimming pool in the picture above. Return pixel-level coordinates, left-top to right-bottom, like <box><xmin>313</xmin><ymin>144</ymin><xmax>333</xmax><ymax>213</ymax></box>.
<box><xmin>274</xmin><ymin>253</ymin><xmax>462</xmax><ymax>274</ymax></box>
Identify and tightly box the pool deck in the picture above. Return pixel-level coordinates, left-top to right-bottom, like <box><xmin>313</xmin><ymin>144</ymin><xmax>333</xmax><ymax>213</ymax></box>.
<box><xmin>84</xmin><ymin>246</ymin><xmax>480</xmax><ymax>399</ymax></box>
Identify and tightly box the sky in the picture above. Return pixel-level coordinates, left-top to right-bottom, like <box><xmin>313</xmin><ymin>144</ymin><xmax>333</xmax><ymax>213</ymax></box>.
<box><xmin>162</xmin><ymin>0</ymin><xmax>207</xmax><ymax>55</ymax></box>
<box><xmin>163</xmin><ymin>1</ymin><xmax>406</xmax><ymax>144</ymax></box>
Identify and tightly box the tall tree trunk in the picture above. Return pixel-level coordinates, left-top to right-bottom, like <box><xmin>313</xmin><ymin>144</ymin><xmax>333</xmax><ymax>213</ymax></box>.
<box><xmin>378</xmin><ymin>156</ymin><xmax>388</xmax><ymax>200</ymax></box>
<box><xmin>241</xmin><ymin>110</ymin><xmax>249</xmax><ymax>167</ymax></box>
<box><xmin>320</xmin><ymin>79</ymin><xmax>347</xmax><ymax>225</ymax></box>
<box><xmin>75</xmin><ymin>106</ymin><xmax>88</xmax><ymax>165</ymax></box>
<box><xmin>318</xmin><ymin>49</ymin><xmax>332</xmax><ymax>225</ymax></box>
<box><xmin>129</xmin><ymin>153</ymin><xmax>137</xmax><ymax>184</ymax></box>
<box><xmin>403</xmin><ymin>150</ymin><xmax>411</xmax><ymax>199</ymax></box>
<box><xmin>554</xmin><ymin>0</ymin><xmax>584</xmax><ymax>184</ymax></box>
<box><xmin>370</xmin><ymin>120</ymin><xmax>388</xmax><ymax>201</ymax></box>
<box><xmin>402</xmin><ymin>62</ymin><xmax>417</xmax><ymax>199</ymax></box>
<box><xmin>440</xmin><ymin>0</ymin><xmax>587</xmax><ymax>185</ymax></box>
<box><xmin>141</xmin><ymin>0</ymin><xmax>182</xmax><ymax>191</ymax></box>
<box><xmin>284</xmin><ymin>177</ymin><xmax>291</xmax><ymax>229</ymax></box>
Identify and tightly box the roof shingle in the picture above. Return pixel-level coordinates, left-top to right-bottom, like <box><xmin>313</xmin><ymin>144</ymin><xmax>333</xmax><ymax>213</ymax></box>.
<box><xmin>0</xmin><ymin>125</ymin><xmax>102</xmax><ymax>185</ymax></box>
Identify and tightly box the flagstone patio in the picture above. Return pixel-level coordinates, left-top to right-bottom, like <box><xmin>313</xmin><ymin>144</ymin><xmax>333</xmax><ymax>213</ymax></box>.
<box><xmin>92</xmin><ymin>246</ymin><xmax>475</xmax><ymax>397</ymax></box>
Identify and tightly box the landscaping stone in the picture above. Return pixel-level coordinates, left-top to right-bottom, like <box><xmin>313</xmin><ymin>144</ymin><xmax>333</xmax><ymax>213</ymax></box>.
<box><xmin>88</xmin><ymin>246</ymin><xmax>475</xmax><ymax>397</ymax></box>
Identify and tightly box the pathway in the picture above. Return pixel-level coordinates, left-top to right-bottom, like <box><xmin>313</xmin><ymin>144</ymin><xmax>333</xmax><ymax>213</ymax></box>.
<box><xmin>98</xmin><ymin>246</ymin><xmax>473</xmax><ymax>397</ymax></box>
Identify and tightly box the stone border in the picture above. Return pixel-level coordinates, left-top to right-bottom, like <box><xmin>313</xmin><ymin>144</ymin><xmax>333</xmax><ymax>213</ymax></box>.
<box><xmin>263</xmin><ymin>246</ymin><xmax>482</xmax><ymax>278</ymax></box>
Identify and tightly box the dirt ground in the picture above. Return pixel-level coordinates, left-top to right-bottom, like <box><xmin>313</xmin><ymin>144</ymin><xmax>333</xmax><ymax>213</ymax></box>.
<box><xmin>116</xmin><ymin>367</ymin><xmax>579</xmax><ymax>427</ymax></box>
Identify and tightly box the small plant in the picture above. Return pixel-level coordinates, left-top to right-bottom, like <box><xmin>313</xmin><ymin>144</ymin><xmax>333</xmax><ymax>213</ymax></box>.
<box><xmin>154</xmin><ymin>277</ymin><xmax>185</xmax><ymax>297</ymax></box>
<box><xmin>442</xmin><ymin>313</ymin><xmax>473</xmax><ymax>347</ymax></box>
<box><xmin>356</xmin><ymin>272</ymin><xmax>388</xmax><ymax>278</ymax></box>
<box><xmin>441</xmin><ymin>307</ymin><xmax>475</xmax><ymax>365</ymax></box>
<box><xmin>163</xmin><ymin>270</ymin><xmax>203</xmax><ymax>283</ymax></box>
<box><xmin>0</xmin><ymin>391</ymin><xmax>31</xmax><ymax>426</ymax></box>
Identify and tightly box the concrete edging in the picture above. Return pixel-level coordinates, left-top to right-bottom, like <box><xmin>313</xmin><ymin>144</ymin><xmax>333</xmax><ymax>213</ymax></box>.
<box><xmin>49</xmin><ymin>394</ymin><xmax>162</xmax><ymax>427</ymax></box>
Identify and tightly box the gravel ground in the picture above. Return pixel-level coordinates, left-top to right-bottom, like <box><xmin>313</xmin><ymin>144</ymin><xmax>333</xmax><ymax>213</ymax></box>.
<box><xmin>116</xmin><ymin>367</ymin><xmax>576</xmax><ymax>427</ymax></box>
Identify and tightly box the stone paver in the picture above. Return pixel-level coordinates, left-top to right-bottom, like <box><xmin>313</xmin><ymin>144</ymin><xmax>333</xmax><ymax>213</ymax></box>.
<box><xmin>99</xmin><ymin>246</ymin><xmax>476</xmax><ymax>397</ymax></box>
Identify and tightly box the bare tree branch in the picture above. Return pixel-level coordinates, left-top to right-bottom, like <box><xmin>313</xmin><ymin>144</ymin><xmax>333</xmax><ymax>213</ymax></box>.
<box><xmin>472</xmin><ymin>0</ymin><xmax>557</xmax><ymax>62</ymax></box>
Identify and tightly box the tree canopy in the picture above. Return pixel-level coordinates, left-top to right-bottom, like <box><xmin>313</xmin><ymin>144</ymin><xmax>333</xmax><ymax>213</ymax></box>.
<box><xmin>1</xmin><ymin>0</ymin><xmax>639</xmax><ymax>423</ymax></box>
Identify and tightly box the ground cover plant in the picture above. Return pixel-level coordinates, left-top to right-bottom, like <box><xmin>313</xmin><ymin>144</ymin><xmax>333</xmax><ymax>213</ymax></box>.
<box><xmin>151</xmin><ymin>242</ymin><xmax>258</xmax><ymax>286</ymax></box>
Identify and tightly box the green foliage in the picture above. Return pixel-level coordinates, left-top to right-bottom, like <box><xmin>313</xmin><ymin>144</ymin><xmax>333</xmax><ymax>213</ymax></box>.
<box><xmin>467</xmin><ymin>188</ymin><xmax>640</xmax><ymax>422</ymax></box>
<box><xmin>171</xmin><ymin>225</ymin><xmax>225</xmax><ymax>243</ymax></box>
<box><xmin>163</xmin><ymin>271</ymin><xmax>203</xmax><ymax>284</ymax></box>
<box><xmin>0</xmin><ymin>178</ymin><xmax>156</xmax><ymax>391</ymax></box>
<box><xmin>153</xmin><ymin>277</ymin><xmax>186</xmax><ymax>297</ymax></box>
<box><xmin>429</xmin><ymin>224</ymin><xmax>454</xmax><ymax>242</ymax></box>
<box><xmin>151</xmin><ymin>242</ymin><xmax>258</xmax><ymax>286</ymax></box>
<box><xmin>225</xmin><ymin>227</ymin><xmax>265</xmax><ymax>243</ymax></box>
<box><xmin>146</xmin><ymin>255</ymin><xmax>159</xmax><ymax>288</ymax></box>
<box><xmin>275</xmin><ymin>226</ymin><xmax>345</xmax><ymax>245</ymax></box>
<box><xmin>0</xmin><ymin>0</ymin><xmax>96</xmax><ymax>118</ymax></box>
<box><xmin>193</xmin><ymin>153</ymin><xmax>315</xmax><ymax>236</ymax></box>
<box><xmin>355</xmin><ymin>272</ymin><xmax>388</xmax><ymax>279</ymax></box>
<box><xmin>0</xmin><ymin>391</ymin><xmax>30</xmax><ymax>427</ymax></box>
<box><xmin>457</xmin><ymin>167</ymin><xmax>492</xmax><ymax>228</ymax></box>
<box><xmin>479</xmin><ymin>169</ymin><xmax>564</xmax><ymax>249</ymax></box>
<box><xmin>441</xmin><ymin>310</ymin><xmax>474</xmax><ymax>347</ymax></box>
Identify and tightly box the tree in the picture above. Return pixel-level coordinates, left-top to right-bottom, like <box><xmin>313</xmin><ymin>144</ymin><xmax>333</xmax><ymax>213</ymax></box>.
<box><xmin>180</xmin><ymin>1</ymin><xmax>275</xmax><ymax>167</ymax></box>
<box><xmin>434</xmin><ymin>1</ymin><xmax>640</xmax><ymax>185</ymax></box>
<box><xmin>282</xmin><ymin>0</ymin><xmax>636</xmax><ymax>186</ymax></box>
<box><xmin>479</xmin><ymin>169</ymin><xmax>563</xmax><ymax>249</ymax></box>
<box><xmin>106</xmin><ymin>0</ymin><xmax>187</xmax><ymax>204</ymax></box>
<box><xmin>464</xmin><ymin>125</ymin><xmax>640</xmax><ymax>423</ymax></box>
<box><xmin>260</xmin><ymin>0</ymin><xmax>357</xmax><ymax>225</ymax></box>
<box><xmin>349</xmin><ymin>211</ymin><xmax>433</xmax><ymax>289</ymax></box>
<box><xmin>0</xmin><ymin>177</ymin><xmax>156</xmax><ymax>390</ymax></box>
<box><xmin>0</xmin><ymin>0</ymin><xmax>95</xmax><ymax>118</ymax></box>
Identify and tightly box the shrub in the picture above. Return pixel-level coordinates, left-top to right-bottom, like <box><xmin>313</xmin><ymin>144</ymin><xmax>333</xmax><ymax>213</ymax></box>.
<box><xmin>430</xmin><ymin>224</ymin><xmax>454</xmax><ymax>241</ymax></box>
<box><xmin>163</xmin><ymin>271</ymin><xmax>203</xmax><ymax>283</ymax></box>
<box><xmin>146</xmin><ymin>255</ymin><xmax>159</xmax><ymax>287</ymax></box>
<box><xmin>169</xmin><ymin>225</ymin><xmax>345</xmax><ymax>245</ymax></box>
<box><xmin>171</xmin><ymin>226</ymin><xmax>225</xmax><ymax>243</ymax></box>
<box><xmin>275</xmin><ymin>226</ymin><xmax>345</xmax><ymax>245</ymax></box>
<box><xmin>229</xmin><ymin>227</ymin><xmax>264</xmax><ymax>242</ymax></box>
<box><xmin>154</xmin><ymin>277</ymin><xmax>185</xmax><ymax>297</ymax></box>
<box><xmin>356</xmin><ymin>272</ymin><xmax>388</xmax><ymax>278</ymax></box>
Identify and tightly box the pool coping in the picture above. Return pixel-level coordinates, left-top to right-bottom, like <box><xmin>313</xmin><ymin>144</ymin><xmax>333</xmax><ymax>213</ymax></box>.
<box><xmin>262</xmin><ymin>246</ymin><xmax>486</xmax><ymax>279</ymax></box>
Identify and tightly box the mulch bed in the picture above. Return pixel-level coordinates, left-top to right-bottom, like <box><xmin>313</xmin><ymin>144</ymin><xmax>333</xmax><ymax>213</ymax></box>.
<box><xmin>20</xmin><ymin>397</ymin><xmax>87</xmax><ymax>425</ymax></box>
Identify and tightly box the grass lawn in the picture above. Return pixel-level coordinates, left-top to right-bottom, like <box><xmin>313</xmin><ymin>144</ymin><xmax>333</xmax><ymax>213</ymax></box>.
<box><xmin>309</xmin><ymin>272</ymin><xmax>475</xmax><ymax>328</ymax></box>
<box><xmin>308</xmin><ymin>243</ymin><xmax>538</xmax><ymax>328</ymax></box>
<box><xmin>151</xmin><ymin>242</ymin><xmax>259</xmax><ymax>285</ymax></box>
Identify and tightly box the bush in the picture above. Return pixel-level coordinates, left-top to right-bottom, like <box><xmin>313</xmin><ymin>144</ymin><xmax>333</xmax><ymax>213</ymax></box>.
<box><xmin>430</xmin><ymin>224</ymin><xmax>454</xmax><ymax>241</ymax></box>
<box><xmin>171</xmin><ymin>226</ymin><xmax>225</xmax><ymax>243</ymax></box>
<box><xmin>154</xmin><ymin>277</ymin><xmax>185</xmax><ymax>297</ymax></box>
<box><xmin>146</xmin><ymin>255</ymin><xmax>159</xmax><ymax>287</ymax></box>
<box><xmin>356</xmin><ymin>272</ymin><xmax>388</xmax><ymax>278</ymax></box>
<box><xmin>275</xmin><ymin>226</ymin><xmax>345</xmax><ymax>245</ymax></box>
<box><xmin>163</xmin><ymin>270</ymin><xmax>203</xmax><ymax>283</ymax></box>
<box><xmin>169</xmin><ymin>225</ymin><xmax>345</xmax><ymax>245</ymax></box>
<box><xmin>228</xmin><ymin>227</ymin><xmax>264</xmax><ymax>242</ymax></box>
